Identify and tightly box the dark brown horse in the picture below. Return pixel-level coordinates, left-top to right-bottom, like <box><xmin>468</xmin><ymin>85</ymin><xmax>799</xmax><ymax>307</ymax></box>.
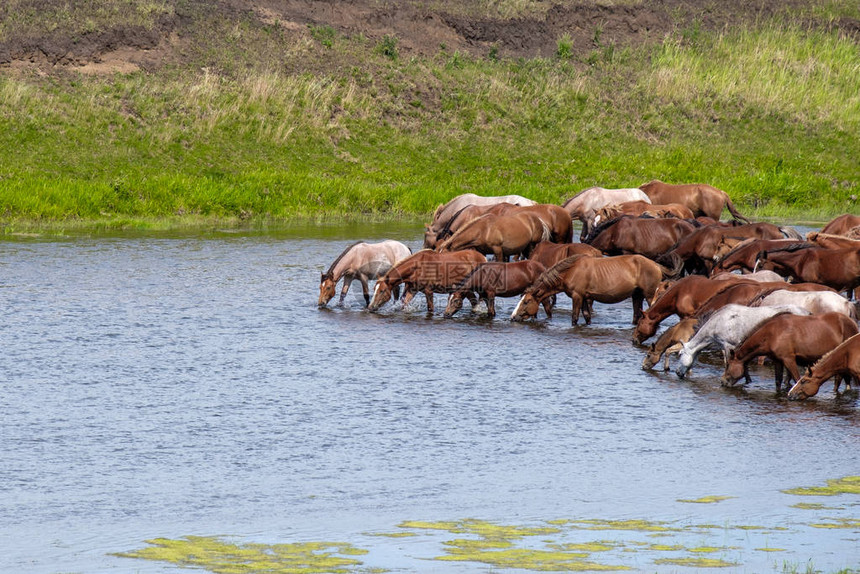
<box><xmin>820</xmin><ymin>214</ymin><xmax>860</xmax><ymax>236</ymax></box>
<box><xmin>641</xmin><ymin>317</ymin><xmax>699</xmax><ymax>371</ymax></box>
<box><xmin>443</xmin><ymin>259</ymin><xmax>549</xmax><ymax>318</ymax></box>
<box><xmin>511</xmin><ymin>254</ymin><xmax>681</xmax><ymax>325</ymax></box>
<box><xmin>529</xmin><ymin>241</ymin><xmax>602</xmax><ymax>268</ymax></box>
<box><xmin>658</xmin><ymin>223</ymin><xmax>798</xmax><ymax>275</ymax></box>
<box><xmin>437</xmin><ymin>211</ymin><xmax>550</xmax><ymax>261</ymax></box>
<box><xmin>367</xmin><ymin>249</ymin><xmax>486</xmax><ymax>313</ymax></box>
<box><xmin>639</xmin><ymin>180</ymin><xmax>750</xmax><ymax>222</ymax></box>
<box><xmin>585</xmin><ymin>216</ymin><xmax>697</xmax><ymax>259</ymax></box>
<box><xmin>711</xmin><ymin>238</ymin><xmax>809</xmax><ymax>275</ymax></box>
<box><xmin>722</xmin><ymin>312</ymin><xmax>858</xmax><ymax>391</ymax></box>
<box><xmin>632</xmin><ymin>275</ymin><xmax>747</xmax><ymax>343</ymax></box>
<box><xmin>789</xmin><ymin>333</ymin><xmax>860</xmax><ymax>399</ymax></box>
<box><xmin>758</xmin><ymin>244</ymin><xmax>860</xmax><ymax>293</ymax></box>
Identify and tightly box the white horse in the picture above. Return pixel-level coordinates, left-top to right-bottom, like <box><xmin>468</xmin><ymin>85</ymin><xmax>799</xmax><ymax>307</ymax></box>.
<box><xmin>318</xmin><ymin>240</ymin><xmax>412</xmax><ymax>307</ymax></box>
<box><xmin>561</xmin><ymin>186</ymin><xmax>651</xmax><ymax>240</ymax></box>
<box><xmin>751</xmin><ymin>289</ymin><xmax>856</xmax><ymax>318</ymax></box>
<box><xmin>676</xmin><ymin>304</ymin><xmax>811</xmax><ymax>379</ymax></box>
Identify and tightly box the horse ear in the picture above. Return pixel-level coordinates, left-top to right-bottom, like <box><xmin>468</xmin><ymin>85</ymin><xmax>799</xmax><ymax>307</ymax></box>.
<box><xmin>424</xmin><ymin>224</ymin><xmax>430</xmax><ymax>230</ymax></box>
<box><xmin>320</xmin><ymin>272</ymin><xmax>325</xmax><ymax>281</ymax></box>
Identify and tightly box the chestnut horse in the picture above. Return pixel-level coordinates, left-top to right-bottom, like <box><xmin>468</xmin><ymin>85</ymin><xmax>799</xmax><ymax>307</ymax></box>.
<box><xmin>585</xmin><ymin>216</ymin><xmax>697</xmax><ymax>259</ymax></box>
<box><xmin>689</xmin><ymin>281</ymin><xmax>831</xmax><ymax>320</ymax></box>
<box><xmin>758</xmin><ymin>244</ymin><xmax>860</xmax><ymax>293</ymax></box>
<box><xmin>511</xmin><ymin>254</ymin><xmax>682</xmax><ymax>325</ymax></box>
<box><xmin>443</xmin><ymin>259</ymin><xmax>548</xmax><ymax>318</ymax></box>
<box><xmin>820</xmin><ymin>214</ymin><xmax>860</xmax><ymax>236</ymax></box>
<box><xmin>529</xmin><ymin>241</ymin><xmax>602</xmax><ymax>268</ymax></box>
<box><xmin>367</xmin><ymin>249</ymin><xmax>485</xmax><ymax>313</ymax></box>
<box><xmin>789</xmin><ymin>333</ymin><xmax>860</xmax><ymax>400</ymax></box>
<box><xmin>562</xmin><ymin>186</ymin><xmax>651</xmax><ymax>240</ymax></box>
<box><xmin>425</xmin><ymin>194</ymin><xmax>535</xmax><ymax>248</ymax></box>
<box><xmin>516</xmin><ymin>204</ymin><xmax>574</xmax><ymax>243</ymax></box>
<box><xmin>424</xmin><ymin>202</ymin><xmax>517</xmax><ymax>248</ymax></box>
<box><xmin>641</xmin><ymin>317</ymin><xmax>699</xmax><ymax>371</ymax></box>
<box><xmin>721</xmin><ymin>312</ymin><xmax>858</xmax><ymax>391</ymax></box>
<box><xmin>711</xmin><ymin>238</ymin><xmax>809</xmax><ymax>275</ymax></box>
<box><xmin>638</xmin><ymin>180</ymin><xmax>750</xmax><ymax>222</ymax></box>
<box><xmin>437</xmin><ymin>211</ymin><xmax>550</xmax><ymax>261</ymax></box>
<box><xmin>805</xmin><ymin>232</ymin><xmax>860</xmax><ymax>250</ymax></box>
<box><xmin>318</xmin><ymin>240</ymin><xmax>412</xmax><ymax>307</ymax></box>
<box><xmin>593</xmin><ymin>200</ymin><xmax>694</xmax><ymax>224</ymax></box>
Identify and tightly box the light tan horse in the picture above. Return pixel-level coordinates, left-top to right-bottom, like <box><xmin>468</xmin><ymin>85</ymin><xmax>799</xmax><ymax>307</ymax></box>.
<box><xmin>789</xmin><ymin>333</ymin><xmax>860</xmax><ymax>400</ymax></box>
<box><xmin>562</xmin><ymin>186</ymin><xmax>651</xmax><ymax>241</ymax></box>
<box><xmin>511</xmin><ymin>254</ymin><xmax>682</xmax><ymax>325</ymax></box>
<box><xmin>319</xmin><ymin>240</ymin><xmax>412</xmax><ymax>307</ymax></box>
<box><xmin>639</xmin><ymin>180</ymin><xmax>750</xmax><ymax>222</ymax></box>
<box><xmin>424</xmin><ymin>193</ymin><xmax>536</xmax><ymax>247</ymax></box>
<box><xmin>436</xmin><ymin>211</ymin><xmax>551</xmax><ymax>261</ymax></box>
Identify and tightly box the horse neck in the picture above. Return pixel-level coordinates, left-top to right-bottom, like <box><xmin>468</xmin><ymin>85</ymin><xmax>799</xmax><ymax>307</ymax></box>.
<box><xmin>328</xmin><ymin>248</ymin><xmax>360</xmax><ymax>280</ymax></box>
<box><xmin>646</xmin><ymin>287</ymin><xmax>679</xmax><ymax>321</ymax></box>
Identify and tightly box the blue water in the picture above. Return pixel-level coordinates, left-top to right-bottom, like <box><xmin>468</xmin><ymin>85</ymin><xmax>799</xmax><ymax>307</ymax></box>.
<box><xmin>0</xmin><ymin>223</ymin><xmax>857</xmax><ymax>573</ymax></box>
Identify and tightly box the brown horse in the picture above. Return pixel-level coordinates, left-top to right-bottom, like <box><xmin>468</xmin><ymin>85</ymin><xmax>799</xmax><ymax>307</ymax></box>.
<box><xmin>318</xmin><ymin>240</ymin><xmax>412</xmax><ymax>307</ymax></box>
<box><xmin>424</xmin><ymin>202</ymin><xmax>518</xmax><ymax>248</ymax></box>
<box><xmin>758</xmin><ymin>244</ymin><xmax>860</xmax><ymax>293</ymax></box>
<box><xmin>641</xmin><ymin>317</ymin><xmax>699</xmax><ymax>371</ymax></box>
<box><xmin>367</xmin><ymin>249</ymin><xmax>486</xmax><ymax>313</ymax></box>
<box><xmin>529</xmin><ymin>241</ymin><xmax>602</xmax><ymax>268</ymax></box>
<box><xmin>437</xmin><ymin>211</ymin><xmax>550</xmax><ymax>261</ymax></box>
<box><xmin>562</xmin><ymin>186</ymin><xmax>651</xmax><ymax>240</ymax></box>
<box><xmin>789</xmin><ymin>333</ymin><xmax>860</xmax><ymax>399</ymax></box>
<box><xmin>593</xmin><ymin>200</ymin><xmax>695</xmax><ymax>224</ymax></box>
<box><xmin>585</xmin><ymin>216</ymin><xmax>697</xmax><ymax>259</ymax></box>
<box><xmin>632</xmin><ymin>275</ymin><xmax>747</xmax><ymax>343</ymax></box>
<box><xmin>711</xmin><ymin>238</ymin><xmax>809</xmax><ymax>275</ymax></box>
<box><xmin>805</xmin><ymin>231</ymin><xmax>860</xmax><ymax>249</ymax></box>
<box><xmin>820</xmin><ymin>214</ymin><xmax>860</xmax><ymax>236</ymax></box>
<box><xmin>722</xmin><ymin>313</ymin><xmax>859</xmax><ymax>391</ymax></box>
<box><xmin>690</xmin><ymin>281</ymin><xmax>831</xmax><ymax>320</ymax></box>
<box><xmin>511</xmin><ymin>254</ymin><xmax>681</xmax><ymax>325</ymax></box>
<box><xmin>515</xmin><ymin>204</ymin><xmax>574</xmax><ymax>243</ymax></box>
<box><xmin>639</xmin><ymin>180</ymin><xmax>750</xmax><ymax>222</ymax></box>
<box><xmin>443</xmin><ymin>259</ymin><xmax>549</xmax><ymax>318</ymax></box>
<box><xmin>658</xmin><ymin>223</ymin><xmax>797</xmax><ymax>275</ymax></box>
<box><xmin>424</xmin><ymin>194</ymin><xmax>536</xmax><ymax>248</ymax></box>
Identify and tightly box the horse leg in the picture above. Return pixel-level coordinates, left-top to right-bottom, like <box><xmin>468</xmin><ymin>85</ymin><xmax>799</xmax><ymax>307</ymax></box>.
<box><xmin>338</xmin><ymin>275</ymin><xmax>353</xmax><ymax>305</ymax></box>
<box><xmin>571</xmin><ymin>294</ymin><xmax>583</xmax><ymax>325</ymax></box>
<box><xmin>487</xmin><ymin>294</ymin><xmax>496</xmax><ymax>318</ymax></box>
<box><xmin>773</xmin><ymin>362</ymin><xmax>785</xmax><ymax>393</ymax></box>
<box><xmin>781</xmin><ymin>357</ymin><xmax>802</xmax><ymax>393</ymax></box>
<box><xmin>492</xmin><ymin>246</ymin><xmax>505</xmax><ymax>262</ymax></box>
<box><xmin>359</xmin><ymin>275</ymin><xmax>370</xmax><ymax>307</ymax></box>
<box><xmin>467</xmin><ymin>292</ymin><xmax>479</xmax><ymax>310</ymax></box>
<box><xmin>582</xmin><ymin>297</ymin><xmax>594</xmax><ymax>325</ymax></box>
<box><xmin>540</xmin><ymin>297</ymin><xmax>552</xmax><ymax>319</ymax></box>
<box><xmin>631</xmin><ymin>290</ymin><xmax>645</xmax><ymax>325</ymax></box>
<box><xmin>424</xmin><ymin>289</ymin><xmax>435</xmax><ymax>314</ymax></box>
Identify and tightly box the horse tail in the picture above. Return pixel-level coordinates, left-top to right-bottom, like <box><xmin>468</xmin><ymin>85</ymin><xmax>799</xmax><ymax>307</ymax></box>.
<box><xmin>528</xmin><ymin>254</ymin><xmax>586</xmax><ymax>295</ymax></box>
<box><xmin>779</xmin><ymin>226</ymin><xmax>803</xmax><ymax>240</ymax></box>
<box><xmin>455</xmin><ymin>263</ymin><xmax>485</xmax><ymax>291</ymax></box>
<box><xmin>746</xmin><ymin>286</ymin><xmax>784</xmax><ymax>307</ymax></box>
<box><xmin>658</xmin><ymin>252</ymin><xmax>684</xmax><ymax>280</ymax></box>
<box><xmin>722</xmin><ymin>192</ymin><xmax>751</xmax><ymax>223</ymax></box>
<box><xmin>541</xmin><ymin>221</ymin><xmax>552</xmax><ymax>243</ymax></box>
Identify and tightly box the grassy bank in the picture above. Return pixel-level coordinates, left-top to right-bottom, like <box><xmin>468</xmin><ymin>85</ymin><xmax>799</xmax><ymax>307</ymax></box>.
<box><xmin>1</xmin><ymin>7</ymin><xmax>859</xmax><ymax>230</ymax></box>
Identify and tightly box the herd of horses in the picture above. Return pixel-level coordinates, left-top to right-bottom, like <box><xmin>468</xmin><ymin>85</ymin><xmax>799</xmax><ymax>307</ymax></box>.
<box><xmin>317</xmin><ymin>180</ymin><xmax>860</xmax><ymax>402</ymax></box>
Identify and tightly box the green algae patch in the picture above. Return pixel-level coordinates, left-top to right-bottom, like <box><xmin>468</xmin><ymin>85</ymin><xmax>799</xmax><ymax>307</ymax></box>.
<box><xmin>654</xmin><ymin>557</ymin><xmax>739</xmax><ymax>568</ymax></box>
<box><xmin>755</xmin><ymin>547</ymin><xmax>785</xmax><ymax>552</ymax></box>
<box><xmin>397</xmin><ymin>520</ymin><xmax>460</xmax><ymax>531</ymax></box>
<box><xmin>782</xmin><ymin>475</ymin><xmax>860</xmax><ymax>496</ymax></box>
<box><xmin>435</xmin><ymin>547</ymin><xmax>631</xmax><ymax>571</ymax></box>
<box><xmin>791</xmin><ymin>502</ymin><xmax>842</xmax><ymax>510</ymax></box>
<box><xmin>399</xmin><ymin>519</ymin><xmax>559</xmax><ymax>539</ymax></box>
<box><xmin>114</xmin><ymin>536</ymin><xmax>371</xmax><ymax>573</ymax></box>
<box><xmin>363</xmin><ymin>532</ymin><xmax>417</xmax><ymax>538</ymax></box>
<box><xmin>648</xmin><ymin>544</ymin><xmax>685</xmax><ymax>551</ymax></box>
<box><xmin>549</xmin><ymin>542</ymin><xmax>617</xmax><ymax>553</ymax></box>
<box><xmin>677</xmin><ymin>496</ymin><xmax>734</xmax><ymax>504</ymax></box>
<box><xmin>566</xmin><ymin>519</ymin><xmax>681</xmax><ymax>533</ymax></box>
<box><xmin>808</xmin><ymin>518</ymin><xmax>860</xmax><ymax>529</ymax></box>
<box><xmin>688</xmin><ymin>546</ymin><xmax>724</xmax><ymax>554</ymax></box>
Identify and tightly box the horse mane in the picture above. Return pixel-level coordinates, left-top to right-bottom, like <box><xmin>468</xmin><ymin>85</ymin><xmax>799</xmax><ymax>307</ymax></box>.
<box><xmin>378</xmin><ymin>249</ymin><xmax>431</xmax><ymax>282</ymax></box>
<box><xmin>808</xmin><ymin>332</ymin><xmax>860</xmax><ymax>373</ymax></box>
<box><xmin>325</xmin><ymin>241</ymin><xmax>364</xmax><ymax>278</ymax></box>
<box><xmin>759</xmin><ymin>242</ymin><xmax>817</xmax><ymax>256</ymax></box>
<box><xmin>437</xmin><ymin>213</ymin><xmax>494</xmax><ymax>251</ymax></box>
<box><xmin>524</xmin><ymin>254</ymin><xmax>587</xmax><ymax>295</ymax></box>
<box><xmin>436</xmin><ymin>204</ymin><xmax>473</xmax><ymax>240</ymax></box>
<box><xmin>454</xmin><ymin>261</ymin><xmax>488</xmax><ymax>290</ymax></box>
<box><xmin>583</xmin><ymin>214</ymin><xmax>629</xmax><ymax>243</ymax></box>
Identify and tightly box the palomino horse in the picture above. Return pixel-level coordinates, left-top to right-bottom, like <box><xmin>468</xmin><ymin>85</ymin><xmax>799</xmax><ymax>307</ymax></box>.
<box><xmin>529</xmin><ymin>241</ymin><xmax>602</xmax><ymax>268</ymax></box>
<box><xmin>711</xmin><ymin>270</ymin><xmax>785</xmax><ymax>283</ymax></box>
<box><xmin>641</xmin><ymin>317</ymin><xmax>699</xmax><ymax>372</ymax></box>
<box><xmin>424</xmin><ymin>193</ymin><xmax>536</xmax><ymax>247</ymax></box>
<box><xmin>757</xmin><ymin>244</ymin><xmax>860</xmax><ymax>293</ymax></box>
<box><xmin>443</xmin><ymin>259</ymin><xmax>548</xmax><ymax>318</ymax></box>
<box><xmin>750</xmin><ymin>289</ymin><xmax>855</xmax><ymax>318</ymax></box>
<box><xmin>319</xmin><ymin>240</ymin><xmax>412</xmax><ymax>307</ymax></box>
<box><xmin>585</xmin><ymin>216</ymin><xmax>697</xmax><ymax>259</ymax></box>
<box><xmin>562</xmin><ymin>186</ymin><xmax>651</xmax><ymax>241</ymax></box>
<box><xmin>820</xmin><ymin>213</ymin><xmax>860</xmax><ymax>236</ymax></box>
<box><xmin>710</xmin><ymin>238</ymin><xmax>808</xmax><ymax>275</ymax></box>
<box><xmin>657</xmin><ymin>222</ymin><xmax>800</xmax><ymax>275</ymax></box>
<box><xmin>511</xmin><ymin>253</ymin><xmax>682</xmax><ymax>325</ymax></box>
<box><xmin>436</xmin><ymin>211</ymin><xmax>550</xmax><ymax>261</ymax></box>
<box><xmin>367</xmin><ymin>249</ymin><xmax>486</xmax><ymax>313</ymax></box>
<box><xmin>721</xmin><ymin>312</ymin><xmax>858</xmax><ymax>391</ymax></box>
<box><xmin>789</xmin><ymin>333</ymin><xmax>860</xmax><ymax>400</ymax></box>
<box><xmin>675</xmin><ymin>304</ymin><xmax>811</xmax><ymax>379</ymax></box>
<box><xmin>424</xmin><ymin>202</ymin><xmax>517</xmax><ymax>248</ymax></box>
<box><xmin>638</xmin><ymin>180</ymin><xmax>750</xmax><ymax>222</ymax></box>
<box><xmin>593</xmin><ymin>200</ymin><xmax>694</xmax><ymax>224</ymax></box>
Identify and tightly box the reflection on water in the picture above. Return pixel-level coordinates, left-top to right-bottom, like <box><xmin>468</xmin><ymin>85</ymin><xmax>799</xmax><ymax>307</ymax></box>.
<box><xmin>0</xmin><ymin>224</ymin><xmax>857</xmax><ymax>573</ymax></box>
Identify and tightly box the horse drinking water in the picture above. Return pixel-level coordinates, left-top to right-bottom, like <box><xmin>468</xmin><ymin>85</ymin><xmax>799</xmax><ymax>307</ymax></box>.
<box><xmin>319</xmin><ymin>240</ymin><xmax>412</xmax><ymax>307</ymax></box>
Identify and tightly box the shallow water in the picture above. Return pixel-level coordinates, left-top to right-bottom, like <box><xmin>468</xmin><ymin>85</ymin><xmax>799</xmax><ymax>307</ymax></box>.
<box><xmin>0</xmin><ymin>223</ymin><xmax>858</xmax><ymax>573</ymax></box>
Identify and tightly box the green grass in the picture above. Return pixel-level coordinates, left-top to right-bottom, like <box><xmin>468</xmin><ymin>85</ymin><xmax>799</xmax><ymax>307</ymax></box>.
<box><xmin>1</xmin><ymin>8</ymin><xmax>859</xmax><ymax>230</ymax></box>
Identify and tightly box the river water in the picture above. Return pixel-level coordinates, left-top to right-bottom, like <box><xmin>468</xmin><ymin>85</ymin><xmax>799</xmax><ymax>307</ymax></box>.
<box><xmin>0</xmin><ymin>222</ymin><xmax>857</xmax><ymax>573</ymax></box>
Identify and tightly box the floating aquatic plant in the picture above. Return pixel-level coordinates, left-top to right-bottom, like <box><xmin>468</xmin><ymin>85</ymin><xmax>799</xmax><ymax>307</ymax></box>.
<box><xmin>114</xmin><ymin>536</ymin><xmax>370</xmax><ymax>574</ymax></box>
<box><xmin>564</xmin><ymin>519</ymin><xmax>681</xmax><ymax>532</ymax></box>
<box><xmin>677</xmin><ymin>495</ymin><xmax>734</xmax><ymax>504</ymax></box>
<box><xmin>808</xmin><ymin>518</ymin><xmax>860</xmax><ymax>529</ymax></box>
<box><xmin>782</xmin><ymin>476</ymin><xmax>860</xmax><ymax>496</ymax></box>
<box><xmin>790</xmin><ymin>502</ymin><xmax>841</xmax><ymax>510</ymax></box>
<box><xmin>434</xmin><ymin>546</ymin><xmax>631</xmax><ymax>571</ymax></box>
<box><xmin>654</xmin><ymin>557</ymin><xmax>739</xmax><ymax>567</ymax></box>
